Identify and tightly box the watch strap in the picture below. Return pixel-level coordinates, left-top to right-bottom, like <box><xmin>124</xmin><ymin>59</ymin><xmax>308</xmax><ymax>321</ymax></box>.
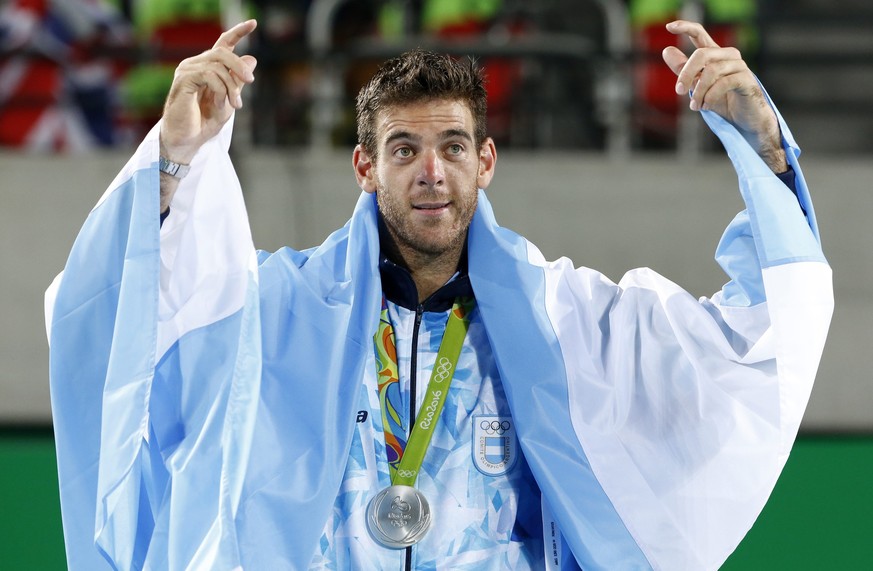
<box><xmin>159</xmin><ymin>155</ymin><xmax>191</xmax><ymax>179</ymax></box>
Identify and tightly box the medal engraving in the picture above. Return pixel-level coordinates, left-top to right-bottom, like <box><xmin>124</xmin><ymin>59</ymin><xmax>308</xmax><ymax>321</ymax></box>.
<box><xmin>366</xmin><ymin>485</ymin><xmax>431</xmax><ymax>548</ymax></box>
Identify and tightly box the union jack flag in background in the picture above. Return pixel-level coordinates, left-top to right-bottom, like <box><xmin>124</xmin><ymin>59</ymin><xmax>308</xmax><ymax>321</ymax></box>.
<box><xmin>0</xmin><ymin>0</ymin><xmax>131</xmax><ymax>151</ymax></box>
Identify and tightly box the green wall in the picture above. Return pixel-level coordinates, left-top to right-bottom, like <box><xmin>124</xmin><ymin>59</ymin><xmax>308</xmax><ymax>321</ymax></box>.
<box><xmin>0</xmin><ymin>429</ymin><xmax>66</xmax><ymax>569</ymax></box>
<box><xmin>1</xmin><ymin>431</ymin><xmax>870</xmax><ymax>569</ymax></box>
<box><xmin>722</xmin><ymin>436</ymin><xmax>873</xmax><ymax>569</ymax></box>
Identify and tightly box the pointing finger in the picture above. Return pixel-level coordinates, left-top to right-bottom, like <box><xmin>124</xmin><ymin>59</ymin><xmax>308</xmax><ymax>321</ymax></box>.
<box><xmin>666</xmin><ymin>20</ymin><xmax>720</xmax><ymax>49</ymax></box>
<box><xmin>213</xmin><ymin>19</ymin><xmax>257</xmax><ymax>52</ymax></box>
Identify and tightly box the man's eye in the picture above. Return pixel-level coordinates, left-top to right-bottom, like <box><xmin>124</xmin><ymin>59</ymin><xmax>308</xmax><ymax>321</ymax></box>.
<box><xmin>448</xmin><ymin>144</ymin><xmax>463</xmax><ymax>154</ymax></box>
<box><xmin>395</xmin><ymin>147</ymin><xmax>412</xmax><ymax>158</ymax></box>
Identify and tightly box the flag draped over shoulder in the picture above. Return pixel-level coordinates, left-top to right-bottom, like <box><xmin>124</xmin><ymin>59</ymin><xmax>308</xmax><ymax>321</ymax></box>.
<box><xmin>47</xmin><ymin>93</ymin><xmax>832</xmax><ymax>571</ymax></box>
<box><xmin>47</xmin><ymin>118</ymin><xmax>263</xmax><ymax>570</ymax></box>
<box><xmin>470</xmin><ymin>101</ymin><xmax>832</xmax><ymax>569</ymax></box>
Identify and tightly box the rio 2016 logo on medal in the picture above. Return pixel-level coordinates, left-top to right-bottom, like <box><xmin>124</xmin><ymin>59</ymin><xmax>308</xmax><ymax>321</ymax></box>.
<box><xmin>473</xmin><ymin>415</ymin><xmax>517</xmax><ymax>476</ymax></box>
<box><xmin>367</xmin><ymin>485</ymin><xmax>431</xmax><ymax>548</ymax></box>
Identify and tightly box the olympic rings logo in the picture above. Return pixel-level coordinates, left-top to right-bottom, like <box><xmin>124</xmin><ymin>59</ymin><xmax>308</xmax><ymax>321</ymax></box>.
<box><xmin>432</xmin><ymin>357</ymin><xmax>453</xmax><ymax>383</ymax></box>
<box><xmin>396</xmin><ymin>469</ymin><xmax>417</xmax><ymax>479</ymax></box>
<box><xmin>479</xmin><ymin>420</ymin><xmax>511</xmax><ymax>435</ymax></box>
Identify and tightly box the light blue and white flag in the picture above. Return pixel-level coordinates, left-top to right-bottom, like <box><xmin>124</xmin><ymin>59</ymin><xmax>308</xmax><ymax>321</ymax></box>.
<box><xmin>468</xmin><ymin>99</ymin><xmax>832</xmax><ymax>569</ymax></box>
<box><xmin>48</xmin><ymin>91</ymin><xmax>832</xmax><ymax>571</ymax></box>
<box><xmin>47</xmin><ymin>118</ymin><xmax>262</xmax><ymax>570</ymax></box>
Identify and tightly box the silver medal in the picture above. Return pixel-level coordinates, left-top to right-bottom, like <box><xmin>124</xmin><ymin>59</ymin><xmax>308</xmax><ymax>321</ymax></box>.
<box><xmin>366</xmin><ymin>485</ymin><xmax>432</xmax><ymax>548</ymax></box>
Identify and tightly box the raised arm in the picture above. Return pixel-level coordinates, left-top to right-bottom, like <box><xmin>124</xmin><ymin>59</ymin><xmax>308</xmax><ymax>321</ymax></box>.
<box><xmin>159</xmin><ymin>19</ymin><xmax>258</xmax><ymax>212</ymax></box>
<box><xmin>662</xmin><ymin>20</ymin><xmax>788</xmax><ymax>173</ymax></box>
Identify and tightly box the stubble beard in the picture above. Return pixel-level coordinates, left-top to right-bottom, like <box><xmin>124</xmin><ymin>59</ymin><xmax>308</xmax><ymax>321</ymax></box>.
<box><xmin>376</xmin><ymin>183</ymin><xmax>478</xmax><ymax>264</ymax></box>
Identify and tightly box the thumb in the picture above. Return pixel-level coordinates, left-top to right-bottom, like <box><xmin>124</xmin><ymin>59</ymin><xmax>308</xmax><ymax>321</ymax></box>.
<box><xmin>661</xmin><ymin>46</ymin><xmax>687</xmax><ymax>77</ymax></box>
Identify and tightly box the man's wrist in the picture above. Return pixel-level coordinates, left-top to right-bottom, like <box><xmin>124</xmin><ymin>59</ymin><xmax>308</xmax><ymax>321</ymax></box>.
<box><xmin>750</xmin><ymin>113</ymin><xmax>788</xmax><ymax>173</ymax></box>
<box><xmin>158</xmin><ymin>126</ymin><xmax>199</xmax><ymax>166</ymax></box>
<box><xmin>758</xmin><ymin>144</ymin><xmax>788</xmax><ymax>174</ymax></box>
<box><xmin>159</xmin><ymin>155</ymin><xmax>191</xmax><ymax>179</ymax></box>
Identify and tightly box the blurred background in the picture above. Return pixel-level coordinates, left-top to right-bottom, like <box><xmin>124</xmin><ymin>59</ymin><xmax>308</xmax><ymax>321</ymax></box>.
<box><xmin>1</xmin><ymin>0</ymin><xmax>871</xmax><ymax>568</ymax></box>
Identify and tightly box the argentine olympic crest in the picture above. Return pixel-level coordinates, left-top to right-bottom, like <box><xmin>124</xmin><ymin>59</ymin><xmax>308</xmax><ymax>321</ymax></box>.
<box><xmin>473</xmin><ymin>415</ymin><xmax>517</xmax><ymax>476</ymax></box>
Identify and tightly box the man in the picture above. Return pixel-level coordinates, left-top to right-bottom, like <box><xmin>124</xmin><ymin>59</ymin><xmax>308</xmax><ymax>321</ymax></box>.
<box><xmin>47</xmin><ymin>18</ymin><xmax>833</xmax><ymax>571</ymax></box>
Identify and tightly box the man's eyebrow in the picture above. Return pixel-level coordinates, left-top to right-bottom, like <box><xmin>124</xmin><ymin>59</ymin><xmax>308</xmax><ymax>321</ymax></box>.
<box><xmin>382</xmin><ymin>128</ymin><xmax>473</xmax><ymax>147</ymax></box>
<box><xmin>384</xmin><ymin>130</ymin><xmax>418</xmax><ymax>146</ymax></box>
<box><xmin>441</xmin><ymin>129</ymin><xmax>473</xmax><ymax>142</ymax></box>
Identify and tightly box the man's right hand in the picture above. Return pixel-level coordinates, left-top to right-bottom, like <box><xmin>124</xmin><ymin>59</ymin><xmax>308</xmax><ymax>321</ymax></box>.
<box><xmin>159</xmin><ymin>19</ymin><xmax>258</xmax><ymax>203</ymax></box>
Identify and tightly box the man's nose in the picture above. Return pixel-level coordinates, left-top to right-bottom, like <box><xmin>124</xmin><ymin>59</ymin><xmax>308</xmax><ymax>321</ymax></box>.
<box><xmin>417</xmin><ymin>149</ymin><xmax>445</xmax><ymax>187</ymax></box>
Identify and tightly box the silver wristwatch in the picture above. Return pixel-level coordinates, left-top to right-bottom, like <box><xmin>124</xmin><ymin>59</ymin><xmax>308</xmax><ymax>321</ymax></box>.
<box><xmin>159</xmin><ymin>155</ymin><xmax>191</xmax><ymax>179</ymax></box>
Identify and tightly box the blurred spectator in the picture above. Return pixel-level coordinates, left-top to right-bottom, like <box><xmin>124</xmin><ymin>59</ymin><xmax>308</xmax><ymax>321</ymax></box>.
<box><xmin>0</xmin><ymin>0</ymin><xmax>132</xmax><ymax>151</ymax></box>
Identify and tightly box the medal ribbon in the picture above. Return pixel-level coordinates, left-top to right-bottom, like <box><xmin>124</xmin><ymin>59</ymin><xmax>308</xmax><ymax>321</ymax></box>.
<box><xmin>373</xmin><ymin>296</ymin><xmax>475</xmax><ymax>487</ymax></box>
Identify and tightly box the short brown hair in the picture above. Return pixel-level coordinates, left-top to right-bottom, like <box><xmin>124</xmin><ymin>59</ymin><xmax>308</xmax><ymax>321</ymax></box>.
<box><xmin>355</xmin><ymin>49</ymin><xmax>488</xmax><ymax>158</ymax></box>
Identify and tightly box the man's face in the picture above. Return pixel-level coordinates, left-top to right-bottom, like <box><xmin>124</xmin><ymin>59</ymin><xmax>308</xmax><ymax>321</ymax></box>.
<box><xmin>353</xmin><ymin>98</ymin><xmax>496</xmax><ymax>261</ymax></box>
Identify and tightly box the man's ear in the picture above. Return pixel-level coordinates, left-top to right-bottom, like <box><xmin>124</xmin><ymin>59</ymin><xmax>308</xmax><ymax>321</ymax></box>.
<box><xmin>477</xmin><ymin>137</ymin><xmax>497</xmax><ymax>189</ymax></box>
<box><xmin>353</xmin><ymin>145</ymin><xmax>377</xmax><ymax>193</ymax></box>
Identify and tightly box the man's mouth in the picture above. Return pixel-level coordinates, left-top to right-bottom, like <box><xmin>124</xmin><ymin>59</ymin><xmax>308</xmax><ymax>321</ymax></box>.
<box><xmin>413</xmin><ymin>201</ymin><xmax>450</xmax><ymax>212</ymax></box>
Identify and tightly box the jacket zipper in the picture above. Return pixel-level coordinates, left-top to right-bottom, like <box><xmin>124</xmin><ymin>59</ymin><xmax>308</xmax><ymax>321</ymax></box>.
<box><xmin>404</xmin><ymin>303</ymin><xmax>425</xmax><ymax>571</ymax></box>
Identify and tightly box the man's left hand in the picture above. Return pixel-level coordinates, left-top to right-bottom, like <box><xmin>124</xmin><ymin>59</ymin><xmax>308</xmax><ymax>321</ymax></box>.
<box><xmin>662</xmin><ymin>20</ymin><xmax>787</xmax><ymax>173</ymax></box>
